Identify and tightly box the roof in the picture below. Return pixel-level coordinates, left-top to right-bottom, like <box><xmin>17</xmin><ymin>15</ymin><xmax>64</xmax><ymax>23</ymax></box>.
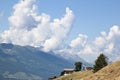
<box><xmin>63</xmin><ymin>68</ymin><xmax>74</xmax><ymax>71</ymax></box>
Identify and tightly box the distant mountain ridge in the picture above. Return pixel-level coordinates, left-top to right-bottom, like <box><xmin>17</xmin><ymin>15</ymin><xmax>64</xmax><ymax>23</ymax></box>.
<box><xmin>0</xmin><ymin>43</ymin><xmax>73</xmax><ymax>80</ymax></box>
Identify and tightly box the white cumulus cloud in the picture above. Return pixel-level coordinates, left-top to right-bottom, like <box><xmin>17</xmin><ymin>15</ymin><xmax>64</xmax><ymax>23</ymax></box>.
<box><xmin>56</xmin><ymin>25</ymin><xmax>120</xmax><ymax>63</ymax></box>
<box><xmin>9</xmin><ymin>0</ymin><xmax>37</xmax><ymax>30</ymax></box>
<box><xmin>0</xmin><ymin>0</ymin><xmax>120</xmax><ymax>63</ymax></box>
<box><xmin>70</xmin><ymin>34</ymin><xmax>87</xmax><ymax>49</ymax></box>
<box><xmin>0</xmin><ymin>0</ymin><xmax>74</xmax><ymax>52</ymax></box>
<box><xmin>77</xmin><ymin>26</ymin><xmax>120</xmax><ymax>62</ymax></box>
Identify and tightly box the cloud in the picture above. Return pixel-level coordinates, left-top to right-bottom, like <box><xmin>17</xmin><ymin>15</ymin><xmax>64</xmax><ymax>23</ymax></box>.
<box><xmin>8</xmin><ymin>0</ymin><xmax>37</xmax><ymax>30</ymax></box>
<box><xmin>70</xmin><ymin>34</ymin><xmax>87</xmax><ymax>49</ymax></box>
<box><xmin>83</xmin><ymin>26</ymin><xmax>120</xmax><ymax>62</ymax></box>
<box><xmin>0</xmin><ymin>0</ymin><xmax>120</xmax><ymax>63</ymax></box>
<box><xmin>0</xmin><ymin>0</ymin><xmax>74</xmax><ymax>52</ymax></box>
<box><xmin>55</xmin><ymin>26</ymin><xmax>120</xmax><ymax>63</ymax></box>
<box><xmin>43</xmin><ymin>7</ymin><xmax>74</xmax><ymax>51</ymax></box>
<box><xmin>103</xmin><ymin>26</ymin><xmax>120</xmax><ymax>61</ymax></box>
<box><xmin>0</xmin><ymin>12</ymin><xmax>3</xmax><ymax>17</ymax></box>
<box><xmin>88</xmin><ymin>26</ymin><xmax>120</xmax><ymax>62</ymax></box>
<box><xmin>55</xmin><ymin>34</ymin><xmax>88</xmax><ymax>62</ymax></box>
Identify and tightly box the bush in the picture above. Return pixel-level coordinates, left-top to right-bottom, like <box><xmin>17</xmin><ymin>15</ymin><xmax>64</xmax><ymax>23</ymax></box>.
<box><xmin>60</xmin><ymin>71</ymin><xmax>65</xmax><ymax>76</ymax></box>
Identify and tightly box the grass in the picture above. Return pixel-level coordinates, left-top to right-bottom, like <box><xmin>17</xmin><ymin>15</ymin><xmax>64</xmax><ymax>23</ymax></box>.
<box><xmin>54</xmin><ymin>70</ymin><xmax>93</xmax><ymax>80</ymax></box>
<box><xmin>55</xmin><ymin>61</ymin><xmax>120</xmax><ymax>80</ymax></box>
<box><xmin>81</xmin><ymin>61</ymin><xmax>120</xmax><ymax>80</ymax></box>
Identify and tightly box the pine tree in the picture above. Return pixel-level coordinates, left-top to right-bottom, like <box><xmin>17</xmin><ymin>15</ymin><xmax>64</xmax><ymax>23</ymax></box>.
<box><xmin>93</xmin><ymin>53</ymin><xmax>108</xmax><ymax>73</ymax></box>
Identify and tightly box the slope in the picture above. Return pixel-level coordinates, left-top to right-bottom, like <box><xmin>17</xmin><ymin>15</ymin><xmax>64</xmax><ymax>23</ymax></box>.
<box><xmin>81</xmin><ymin>61</ymin><xmax>120</xmax><ymax>80</ymax></box>
<box><xmin>55</xmin><ymin>70</ymin><xmax>93</xmax><ymax>80</ymax></box>
<box><xmin>55</xmin><ymin>61</ymin><xmax>120</xmax><ymax>80</ymax></box>
<box><xmin>0</xmin><ymin>43</ymin><xmax>73</xmax><ymax>80</ymax></box>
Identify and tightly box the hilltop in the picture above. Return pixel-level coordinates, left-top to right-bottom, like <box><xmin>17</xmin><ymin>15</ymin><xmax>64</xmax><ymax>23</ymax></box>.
<box><xmin>55</xmin><ymin>61</ymin><xmax>120</xmax><ymax>80</ymax></box>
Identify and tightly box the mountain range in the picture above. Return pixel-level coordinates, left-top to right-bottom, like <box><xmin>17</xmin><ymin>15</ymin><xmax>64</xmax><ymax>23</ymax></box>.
<box><xmin>0</xmin><ymin>43</ymin><xmax>74</xmax><ymax>80</ymax></box>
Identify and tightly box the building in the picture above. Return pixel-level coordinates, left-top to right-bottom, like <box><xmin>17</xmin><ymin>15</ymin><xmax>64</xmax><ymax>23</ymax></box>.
<box><xmin>63</xmin><ymin>68</ymin><xmax>75</xmax><ymax>75</ymax></box>
<box><xmin>83</xmin><ymin>66</ymin><xmax>93</xmax><ymax>71</ymax></box>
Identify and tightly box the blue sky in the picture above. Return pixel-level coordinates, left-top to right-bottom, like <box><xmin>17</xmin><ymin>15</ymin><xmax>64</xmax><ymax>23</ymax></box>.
<box><xmin>1</xmin><ymin>0</ymin><xmax>120</xmax><ymax>40</ymax></box>
<box><xmin>0</xmin><ymin>0</ymin><xmax>120</xmax><ymax>62</ymax></box>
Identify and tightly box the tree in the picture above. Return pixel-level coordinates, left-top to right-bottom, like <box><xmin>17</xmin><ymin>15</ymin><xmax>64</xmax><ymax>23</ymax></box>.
<box><xmin>93</xmin><ymin>53</ymin><xmax>108</xmax><ymax>73</ymax></box>
<box><xmin>60</xmin><ymin>71</ymin><xmax>65</xmax><ymax>76</ymax></box>
<box><xmin>74</xmin><ymin>61</ymin><xmax>82</xmax><ymax>71</ymax></box>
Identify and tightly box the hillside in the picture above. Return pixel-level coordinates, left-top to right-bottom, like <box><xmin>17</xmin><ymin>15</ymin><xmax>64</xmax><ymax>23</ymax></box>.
<box><xmin>55</xmin><ymin>70</ymin><xmax>93</xmax><ymax>80</ymax></box>
<box><xmin>0</xmin><ymin>43</ymin><xmax>73</xmax><ymax>80</ymax></box>
<box><xmin>81</xmin><ymin>61</ymin><xmax>120</xmax><ymax>80</ymax></box>
<box><xmin>55</xmin><ymin>61</ymin><xmax>120</xmax><ymax>80</ymax></box>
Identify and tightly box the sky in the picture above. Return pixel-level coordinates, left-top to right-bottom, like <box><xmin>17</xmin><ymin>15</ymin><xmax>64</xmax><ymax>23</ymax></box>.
<box><xmin>0</xmin><ymin>0</ymin><xmax>120</xmax><ymax>63</ymax></box>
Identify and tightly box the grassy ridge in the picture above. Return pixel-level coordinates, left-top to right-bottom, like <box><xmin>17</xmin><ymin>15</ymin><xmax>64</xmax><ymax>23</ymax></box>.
<box><xmin>81</xmin><ymin>61</ymin><xmax>120</xmax><ymax>80</ymax></box>
<box><xmin>55</xmin><ymin>61</ymin><xmax>120</xmax><ymax>80</ymax></box>
<box><xmin>54</xmin><ymin>70</ymin><xmax>93</xmax><ymax>80</ymax></box>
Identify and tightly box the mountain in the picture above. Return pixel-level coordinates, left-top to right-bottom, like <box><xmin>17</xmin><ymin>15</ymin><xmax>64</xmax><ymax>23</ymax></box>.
<box><xmin>55</xmin><ymin>61</ymin><xmax>120</xmax><ymax>80</ymax></box>
<box><xmin>0</xmin><ymin>43</ymin><xmax>73</xmax><ymax>80</ymax></box>
<box><xmin>54</xmin><ymin>51</ymin><xmax>93</xmax><ymax>66</ymax></box>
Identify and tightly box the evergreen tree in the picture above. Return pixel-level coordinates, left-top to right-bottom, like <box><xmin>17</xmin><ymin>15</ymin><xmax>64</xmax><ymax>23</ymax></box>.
<box><xmin>74</xmin><ymin>61</ymin><xmax>82</xmax><ymax>71</ymax></box>
<box><xmin>93</xmin><ymin>53</ymin><xmax>108</xmax><ymax>73</ymax></box>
